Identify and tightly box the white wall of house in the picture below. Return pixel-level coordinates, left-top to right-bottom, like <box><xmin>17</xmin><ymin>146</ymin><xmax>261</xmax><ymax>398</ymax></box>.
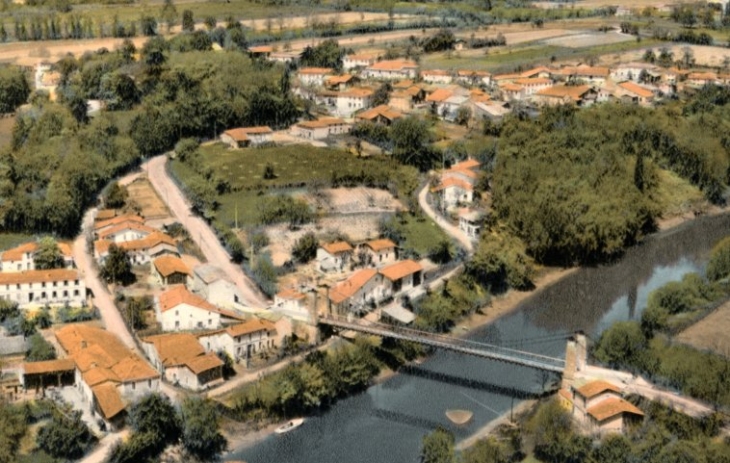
<box><xmin>364</xmin><ymin>248</ymin><xmax>396</xmax><ymax>266</ymax></box>
<box><xmin>344</xmin><ymin>57</ymin><xmax>375</xmax><ymax>70</ymax></box>
<box><xmin>335</xmin><ymin>273</ymin><xmax>387</xmax><ymax>313</ymax></box>
<box><xmin>119</xmin><ymin>378</ymin><xmax>160</xmax><ymax>400</ymax></box>
<box><xmin>299</xmin><ymin>73</ymin><xmax>330</xmax><ymax>86</ymax></box>
<box><xmin>157</xmin><ymin>302</ymin><xmax>223</xmax><ymax>332</ymax></box>
<box><xmin>335</xmin><ymin>95</ymin><xmax>372</xmax><ymax>117</ymax></box>
<box><xmin>382</xmin><ymin>272</ymin><xmax>420</xmax><ymax>295</ymax></box>
<box><xmin>422</xmin><ymin>74</ymin><xmax>453</xmax><ymax>84</ymax></box>
<box><xmin>2</xmin><ymin>254</ymin><xmax>74</xmax><ymax>273</ymax></box>
<box><xmin>0</xmin><ymin>277</ymin><xmax>86</xmax><ymax>309</ymax></box>
<box><xmin>316</xmin><ymin>249</ymin><xmax>351</xmax><ymax>272</ymax></box>
<box><xmin>292</xmin><ymin>125</ymin><xmax>330</xmax><ymax>140</ymax></box>
<box><xmin>196</xmin><ymin>279</ymin><xmax>242</xmax><ymax>308</ymax></box>
<box><xmin>365</xmin><ymin>68</ymin><xmax>417</xmax><ymax>80</ymax></box>
<box><xmin>199</xmin><ymin>329</ymin><xmax>275</xmax><ymax>362</ymax></box>
<box><xmin>106</xmin><ymin>229</ymin><xmax>150</xmax><ymax>243</ymax></box>
<box><xmin>443</xmin><ymin>186</ymin><xmax>473</xmax><ymax>207</ymax></box>
<box><xmin>459</xmin><ymin>218</ymin><xmax>481</xmax><ymax>239</ymax></box>
<box><xmin>272</xmin><ymin>296</ymin><xmax>309</xmax><ymax>320</ymax></box>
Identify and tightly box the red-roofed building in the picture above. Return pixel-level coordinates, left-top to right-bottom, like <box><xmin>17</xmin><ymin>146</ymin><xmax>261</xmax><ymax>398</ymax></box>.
<box><xmin>155</xmin><ymin>285</ymin><xmax>246</xmax><ymax>331</ymax></box>
<box><xmin>380</xmin><ymin>259</ymin><xmax>423</xmax><ymax>294</ymax></box>
<box><xmin>421</xmin><ymin>69</ymin><xmax>453</xmax><ymax>85</ymax></box>
<box><xmin>197</xmin><ymin>318</ymin><xmax>277</xmax><ymax>362</ymax></box>
<box><xmin>344</xmin><ymin>53</ymin><xmax>379</xmax><ymax>70</ymax></box>
<box><xmin>0</xmin><ymin>269</ymin><xmax>86</xmax><ymax>308</ymax></box>
<box><xmin>562</xmin><ymin>379</ymin><xmax>644</xmax><ymax>437</ymax></box>
<box><xmin>141</xmin><ymin>333</ymin><xmax>224</xmax><ymax>391</ymax></box>
<box><xmin>220</xmin><ymin>126</ymin><xmax>274</xmax><ymax>148</ymax></box>
<box><xmin>152</xmin><ymin>256</ymin><xmax>191</xmax><ymax>286</ymax></box>
<box><xmin>317</xmin><ymin>241</ymin><xmax>354</xmax><ymax>272</ymax></box>
<box><xmin>95</xmin><ymin>231</ymin><xmax>178</xmax><ymax>265</ymax></box>
<box><xmin>361</xmin><ymin>238</ymin><xmax>398</xmax><ymax>266</ymax></box>
<box><xmin>298</xmin><ymin>67</ymin><xmax>335</xmax><ymax>86</ymax></box>
<box><xmin>1</xmin><ymin>240</ymin><xmax>75</xmax><ymax>273</ymax></box>
<box><xmin>432</xmin><ymin>158</ymin><xmax>481</xmax><ymax>209</ymax></box>
<box><xmin>329</xmin><ymin>268</ymin><xmax>384</xmax><ymax>313</ymax></box>
<box><xmin>272</xmin><ymin>287</ymin><xmax>310</xmax><ymax>320</ymax></box>
<box><xmin>617</xmin><ymin>81</ymin><xmax>654</xmax><ymax>104</ymax></box>
<box><xmin>364</xmin><ymin>59</ymin><xmax>419</xmax><ymax>80</ymax></box>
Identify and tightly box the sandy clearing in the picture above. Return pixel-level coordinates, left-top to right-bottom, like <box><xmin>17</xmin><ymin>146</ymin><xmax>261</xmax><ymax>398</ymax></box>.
<box><xmin>676</xmin><ymin>300</ymin><xmax>730</xmax><ymax>356</ymax></box>
<box><xmin>600</xmin><ymin>43</ymin><xmax>730</xmax><ymax>67</ymax></box>
<box><xmin>535</xmin><ymin>0</ymin><xmax>704</xmax><ymax>8</ymax></box>
<box><xmin>0</xmin><ymin>36</ymin><xmax>149</xmax><ymax>67</ymax></box>
<box><xmin>544</xmin><ymin>30</ymin><xmax>633</xmax><ymax>48</ymax></box>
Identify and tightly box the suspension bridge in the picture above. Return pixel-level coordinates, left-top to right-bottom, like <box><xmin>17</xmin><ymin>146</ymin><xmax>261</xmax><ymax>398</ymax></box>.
<box><xmin>318</xmin><ymin>314</ymin><xmax>567</xmax><ymax>374</ymax></box>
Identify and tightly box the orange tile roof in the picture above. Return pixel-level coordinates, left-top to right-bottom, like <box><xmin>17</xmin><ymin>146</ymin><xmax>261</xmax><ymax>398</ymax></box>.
<box><xmin>561</xmin><ymin>65</ymin><xmax>610</xmax><ymax>78</ymax></box>
<box><xmin>618</xmin><ymin>81</ymin><xmax>653</xmax><ymax>98</ymax></box>
<box><xmin>0</xmin><ymin>268</ymin><xmax>80</xmax><ymax>286</ymax></box>
<box><xmin>98</xmin><ymin>221</ymin><xmax>157</xmax><ymax>240</ymax></box>
<box><xmin>326</xmin><ymin>74</ymin><xmax>355</xmax><ymax>85</ymax></box>
<box><xmin>451</xmin><ymin>159</ymin><xmax>481</xmax><ymax>171</ymax></box>
<box><xmin>339</xmin><ymin>87</ymin><xmax>374</xmax><ymax>98</ymax></box>
<box><xmin>276</xmin><ymin>288</ymin><xmax>307</xmax><ymax>300</ymax></box>
<box><xmin>299</xmin><ymin>67</ymin><xmax>334</xmax><ymax>75</ymax></box>
<box><xmin>558</xmin><ymin>388</ymin><xmax>573</xmax><ymax>402</ymax></box>
<box><xmin>431</xmin><ymin>177</ymin><xmax>474</xmax><ymax>193</ymax></box>
<box><xmin>329</xmin><ymin>268</ymin><xmax>378</xmax><ymax>304</ymax></box>
<box><xmin>94</xmin><ymin>210</ymin><xmax>117</xmax><ymax>221</ymax></box>
<box><xmin>426</xmin><ymin>88</ymin><xmax>453</xmax><ymax>103</ymax></box>
<box><xmin>536</xmin><ymin>85</ymin><xmax>592</xmax><ymax>101</ymax></box>
<box><xmin>224</xmin><ymin>318</ymin><xmax>276</xmax><ymax>337</ymax></box>
<box><xmin>688</xmin><ymin>72</ymin><xmax>717</xmax><ymax>80</ymax></box>
<box><xmin>153</xmin><ymin>256</ymin><xmax>191</xmax><ymax>278</ymax></box>
<box><xmin>520</xmin><ymin>66</ymin><xmax>552</xmax><ymax>77</ymax></box>
<box><xmin>369</xmin><ymin>59</ymin><xmax>418</xmax><ymax>71</ymax></box>
<box><xmin>297</xmin><ymin>118</ymin><xmax>347</xmax><ymax>129</ymax></box>
<box><xmin>405</xmin><ymin>85</ymin><xmax>424</xmax><ymax>96</ymax></box>
<box><xmin>322</xmin><ymin>241</ymin><xmax>353</xmax><ymax>255</ymax></box>
<box><xmin>422</xmin><ymin>69</ymin><xmax>450</xmax><ymax>76</ymax></box>
<box><xmin>587</xmin><ymin>397</ymin><xmax>644</xmax><ymax>422</ymax></box>
<box><xmin>346</xmin><ymin>53</ymin><xmax>378</xmax><ymax>61</ymax></box>
<box><xmin>2</xmin><ymin>241</ymin><xmax>73</xmax><ymax>262</ymax></box>
<box><xmin>380</xmin><ymin>259</ymin><xmax>422</xmax><ymax>281</ymax></box>
<box><xmin>365</xmin><ymin>238</ymin><xmax>397</xmax><ymax>252</ymax></box>
<box><xmin>158</xmin><ymin>285</ymin><xmax>216</xmax><ymax>313</ymax></box>
<box><xmin>249</xmin><ymin>45</ymin><xmax>273</xmax><ymax>53</ymax></box>
<box><xmin>96</xmin><ymin>232</ymin><xmax>176</xmax><ymax>256</ymax></box>
<box><xmin>92</xmin><ymin>382</ymin><xmax>125</xmax><ymax>419</ymax></box>
<box><xmin>83</xmin><ymin>366</ymin><xmax>120</xmax><ymax>387</ymax></box>
<box><xmin>143</xmin><ymin>333</ymin><xmax>206</xmax><ymax>366</ymax></box>
<box><xmin>446</xmin><ymin>168</ymin><xmax>478</xmax><ymax>180</ymax></box>
<box><xmin>223</xmin><ymin>126</ymin><xmax>273</xmax><ymax>141</ymax></box>
<box><xmin>500</xmin><ymin>83</ymin><xmax>523</xmax><ymax>92</ymax></box>
<box><xmin>111</xmin><ymin>356</ymin><xmax>158</xmax><ymax>382</ymax></box>
<box><xmin>393</xmin><ymin>79</ymin><xmax>414</xmax><ymax>89</ymax></box>
<box><xmin>513</xmin><ymin>77</ymin><xmax>552</xmax><ymax>86</ymax></box>
<box><xmin>493</xmin><ymin>73</ymin><xmax>522</xmax><ymax>81</ymax></box>
<box><xmin>576</xmin><ymin>380</ymin><xmax>621</xmax><ymax>399</ymax></box>
<box><xmin>22</xmin><ymin>358</ymin><xmax>75</xmax><ymax>375</ymax></box>
<box><xmin>186</xmin><ymin>353</ymin><xmax>224</xmax><ymax>374</ymax></box>
<box><xmin>94</xmin><ymin>214</ymin><xmax>144</xmax><ymax>231</ymax></box>
<box><xmin>457</xmin><ymin>70</ymin><xmax>491</xmax><ymax>77</ymax></box>
<box><xmin>356</xmin><ymin>105</ymin><xmax>404</xmax><ymax>122</ymax></box>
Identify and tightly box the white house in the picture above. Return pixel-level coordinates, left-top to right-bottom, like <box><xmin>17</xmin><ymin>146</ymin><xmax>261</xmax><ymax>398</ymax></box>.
<box><xmin>1</xmin><ymin>241</ymin><xmax>75</xmax><ymax>272</ymax></box>
<box><xmin>197</xmin><ymin>318</ymin><xmax>277</xmax><ymax>362</ymax></box>
<box><xmin>291</xmin><ymin>117</ymin><xmax>351</xmax><ymax>140</ymax></box>
<box><xmin>343</xmin><ymin>53</ymin><xmax>378</xmax><ymax>70</ymax></box>
<box><xmin>93</xmin><ymin>214</ymin><xmax>144</xmax><ymax>235</ymax></box>
<box><xmin>456</xmin><ymin>70</ymin><xmax>492</xmax><ymax>87</ymax></box>
<box><xmin>561</xmin><ymin>380</ymin><xmax>645</xmax><ymax>437</ymax></box>
<box><xmin>220</xmin><ymin>126</ymin><xmax>274</xmax><ymax>148</ymax></box>
<box><xmin>421</xmin><ymin>69</ymin><xmax>453</xmax><ymax>85</ymax></box>
<box><xmin>329</xmin><ymin>268</ymin><xmax>385</xmax><ymax>314</ymax></box>
<box><xmin>610</xmin><ymin>62</ymin><xmax>661</xmax><ymax>82</ymax></box>
<box><xmin>155</xmin><ymin>285</ymin><xmax>246</xmax><ymax>332</ymax></box>
<box><xmin>272</xmin><ymin>287</ymin><xmax>310</xmax><ymax>320</ymax></box>
<box><xmin>513</xmin><ymin>78</ymin><xmax>552</xmax><ymax>96</ymax></box>
<box><xmin>334</xmin><ymin>87</ymin><xmax>374</xmax><ymax>117</ymax></box>
<box><xmin>97</xmin><ymin>221</ymin><xmax>158</xmax><ymax>244</ymax></box>
<box><xmin>192</xmin><ymin>264</ymin><xmax>244</xmax><ymax>308</ymax></box>
<box><xmin>94</xmin><ymin>232</ymin><xmax>178</xmax><ymax>266</ymax></box>
<box><xmin>0</xmin><ymin>269</ymin><xmax>86</xmax><ymax>308</ymax></box>
<box><xmin>298</xmin><ymin>67</ymin><xmax>335</xmax><ymax>86</ymax></box>
<box><xmin>141</xmin><ymin>333</ymin><xmax>224</xmax><ymax>391</ymax></box>
<box><xmin>364</xmin><ymin>59</ymin><xmax>419</xmax><ymax>80</ymax></box>
<box><xmin>459</xmin><ymin>209</ymin><xmax>483</xmax><ymax>240</ymax></box>
<box><xmin>432</xmin><ymin>158</ymin><xmax>481</xmax><ymax>208</ymax></box>
<box><xmin>380</xmin><ymin>259</ymin><xmax>423</xmax><ymax>295</ymax></box>
<box><xmin>317</xmin><ymin>241</ymin><xmax>354</xmax><ymax>272</ymax></box>
<box><xmin>361</xmin><ymin>238</ymin><xmax>397</xmax><ymax>266</ymax></box>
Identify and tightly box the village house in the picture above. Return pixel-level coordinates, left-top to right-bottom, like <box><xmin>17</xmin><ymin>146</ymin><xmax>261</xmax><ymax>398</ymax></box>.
<box><xmin>473</xmin><ymin>101</ymin><xmax>511</xmax><ymax>121</ymax></box>
<box><xmin>333</xmin><ymin>87</ymin><xmax>374</xmax><ymax>117</ymax></box>
<box><xmin>291</xmin><ymin>117</ymin><xmax>351</xmax><ymax>140</ymax></box>
<box><xmin>562</xmin><ymin>379</ymin><xmax>645</xmax><ymax>437</ymax></box>
<box><xmin>492</xmin><ymin>72</ymin><xmax>523</xmax><ymax>85</ymax></box>
<box><xmin>456</xmin><ymin>70</ymin><xmax>492</xmax><ymax>87</ymax></box>
<box><xmin>197</xmin><ymin>318</ymin><xmax>277</xmax><ymax>362</ymax></box>
<box><xmin>94</xmin><ymin>231</ymin><xmax>178</xmax><ymax>266</ymax></box>
<box><xmin>22</xmin><ymin>324</ymin><xmax>160</xmax><ymax>430</ymax></box>
<box><xmin>440</xmin><ymin>95</ymin><xmax>471</xmax><ymax>122</ymax></box>
<box><xmin>364</xmin><ymin>59</ymin><xmax>419</xmax><ymax>80</ymax></box>
<box><xmin>354</xmin><ymin>105</ymin><xmax>404</xmax><ymax>126</ymax></box>
<box><xmin>520</xmin><ymin>66</ymin><xmax>553</xmax><ymax>79</ymax></box>
<box><xmin>380</xmin><ymin>259</ymin><xmax>423</xmax><ymax>295</ymax></box>
<box><xmin>155</xmin><ymin>284</ymin><xmax>246</xmax><ymax>332</ymax></box>
<box><xmin>141</xmin><ymin>333</ymin><xmax>224</xmax><ymax>391</ymax></box>
<box><xmin>432</xmin><ymin>158</ymin><xmax>481</xmax><ymax>209</ymax></box>
<box><xmin>329</xmin><ymin>268</ymin><xmax>384</xmax><ymax>314</ymax></box>
<box><xmin>557</xmin><ymin>65</ymin><xmax>610</xmax><ymax>85</ymax></box>
<box><xmin>361</xmin><ymin>238</ymin><xmax>398</xmax><ymax>266</ymax></box>
<box><xmin>317</xmin><ymin>241</ymin><xmax>354</xmax><ymax>272</ymax></box>
<box><xmin>1</xmin><ymin>241</ymin><xmax>75</xmax><ymax>272</ymax></box>
<box><xmin>192</xmin><ymin>264</ymin><xmax>244</xmax><ymax>308</ymax></box>
<box><xmin>93</xmin><ymin>214</ymin><xmax>145</xmax><ymax>236</ymax></box>
<box><xmin>421</xmin><ymin>69</ymin><xmax>453</xmax><ymax>85</ymax></box>
<box><xmin>687</xmin><ymin>71</ymin><xmax>717</xmax><ymax>88</ymax></box>
<box><xmin>268</xmin><ymin>51</ymin><xmax>299</xmax><ymax>64</ymax></box>
<box><xmin>0</xmin><ymin>269</ymin><xmax>86</xmax><ymax>308</ymax></box>
<box><xmin>271</xmin><ymin>287</ymin><xmax>310</xmax><ymax>320</ymax></box>
<box><xmin>152</xmin><ymin>256</ymin><xmax>191</xmax><ymax>286</ymax></box>
<box><xmin>499</xmin><ymin>83</ymin><xmax>525</xmax><ymax>101</ymax></box>
<box><xmin>248</xmin><ymin>45</ymin><xmax>273</xmax><ymax>58</ymax></box>
<box><xmin>458</xmin><ymin>209</ymin><xmax>484</xmax><ymax>240</ymax></box>
<box><xmin>610</xmin><ymin>62</ymin><xmax>661</xmax><ymax>83</ymax></box>
<box><xmin>325</xmin><ymin>74</ymin><xmax>359</xmax><ymax>91</ymax></box>
<box><xmin>220</xmin><ymin>126</ymin><xmax>274</xmax><ymax>148</ymax></box>
<box><xmin>97</xmin><ymin>221</ymin><xmax>157</xmax><ymax>244</ymax></box>
<box><xmin>513</xmin><ymin>78</ymin><xmax>553</xmax><ymax>96</ymax></box>
<box><xmin>617</xmin><ymin>81</ymin><xmax>654</xmax><ymax>105</ymax></box>
<box><xmin>534</xmin><ymin>85</ymin><xmax>597</xmax><ymax>107</ymax></box>
<box><xmin>298</xmin><ymin>67</ymin><xmax>335</xmax><ymax>86</ymax></box>
<box><xmin>343</xmin><ymin>53</ymin><xmax>379</xmax><ymax>71</ymax></box>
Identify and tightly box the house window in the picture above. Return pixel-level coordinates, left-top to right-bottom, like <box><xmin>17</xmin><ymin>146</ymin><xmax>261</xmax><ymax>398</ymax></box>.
<box><xmin>175</xmin><ymin>310</ymin><xmax>179</xmax><ymax>316</ymax></box>
<box><xmin>132</xmin><ymin>382</ymin><xmax>136</xmax><ymax>390</ymax></box>
<box><xmin>41</xmin><ymin>292</ymin><xmax>47</xmax><ymax>299</ymax></box>
<box><xmin>74</xmin><ymin>290</ymin><xmax>79</xmax><ymax>296</ymax></box>
<box><xmin>208</xmin><ymin>319</ymin><xmax>212</xmax><ymax>326</ymax></box>
<box><xmin>63</xmin><ymin>290</ymin><xmax>68</xmax><ymax>297</ymax></box>
<box><xmin>64</xmin><ymin>281</ymin><xmax>68</xmax><ymax>286</ymax></box>
<box><xmin>52</xmin><ymin>291</ymin><xmax>57</xmax><ymax>298</ymax></box>
<box><xmin>148</xmin><ymin>380</ymin><xmax>152</xmax><ymax>388</ymax></box>
<box><xmin>175</xmin><ymin>321</ymin><xmax>180</xmax><ymax>328</ymax></box>
<box><xmin>42</xmin><ymin>282</ymin><xmax>46</xmax><ymax>288</ymax></box>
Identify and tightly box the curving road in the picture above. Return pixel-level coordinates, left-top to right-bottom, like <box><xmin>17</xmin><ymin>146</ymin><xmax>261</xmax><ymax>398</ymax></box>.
<box><xmin>146</xmin><ymin>155</ymin><xmax>270</xmax><ymax>308</ymax></box>
<box><xmin>417</xmin><ymin>183</ymin><xmax>475</xmax><ymax>254</ymax></box>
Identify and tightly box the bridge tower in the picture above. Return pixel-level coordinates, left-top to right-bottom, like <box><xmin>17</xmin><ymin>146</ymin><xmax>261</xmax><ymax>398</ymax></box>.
<box><xmin>562</xmin><ymin>332</ymin><xmax>587</xmax><ymax>388</ymax></box>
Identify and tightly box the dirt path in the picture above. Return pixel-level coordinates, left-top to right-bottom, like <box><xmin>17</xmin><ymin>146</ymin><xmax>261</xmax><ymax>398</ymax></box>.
<box><xmin>78</xmin><ymin>430</ymin><xmax>129</xmax><ymax>463</ymax></box>
<box><xmin>146</xmin><ymin>155</ymin><xmax>269</xmax><ymax>308</ymax></box>
<box><xmin>417</xmin><ymin>183</ymin><xmax>474</xmax><ymax>253</ymax></box>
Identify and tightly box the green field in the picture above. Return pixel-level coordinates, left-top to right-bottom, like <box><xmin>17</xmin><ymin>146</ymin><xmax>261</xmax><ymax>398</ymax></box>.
<box><xmin>0</xmin><ymin>233</ymin><xmax>36</xmax><ymax>251</ymax></box>
<box><xmin>389</xmin><ymin>212</ymin><xmax>449</xmax><ymax>257</ymax></box>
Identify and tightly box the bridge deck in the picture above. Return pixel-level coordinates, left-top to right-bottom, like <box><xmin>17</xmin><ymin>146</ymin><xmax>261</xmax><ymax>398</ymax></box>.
<box><xmin>319</xmin><ymin>315</ymin><xmax>565</xmax><ymax>373</ymax></box>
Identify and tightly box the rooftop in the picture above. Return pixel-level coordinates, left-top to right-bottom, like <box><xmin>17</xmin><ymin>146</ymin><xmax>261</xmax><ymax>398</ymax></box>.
<box><xmin>299</xmin><ymin>67</ymin><xmax>335</xmax><ymax>75</ymax></box>
<box><xmin>2</xmin><ymin>240</ymin><xmax>73</xmax><ymax>262</ymax></box>
<box><xmin>93</xmin><ymin>214</ymin><xmax>145</xmax><ymax>231</ymax></box>
<box><xmin>276</xmin><ymin>287</ymin><xmax>307</xmax><ymax>300</ymax></box>
<box><xmin>587</xmin><ymin>397</ymin><xmax>644</xmax><ymax>422</ymax></box>
<box><xmin>0</xmin><ymin>269</ymin><xmax>80</xmax><ymax>286</ymax></box>
<box><xmin>193</xmin><ymin>264</ymin><xmax>232</xmax><ymax>285</ymax></box>
<box><xmin>329</xmin><ymin>268</ymin><xmax>378</xmax><ymax>304</ymax></box>
<box><xmin>22</xmin><ymin>358</ymin><xmax>75</xmax><ymax>375</ymax></box>
<box><xmin>224</xmin><ymin>318</ymin><xmax>276</xmax><ymax>337</ymax></box>
<box><xmin>364</xmin><ymin>238</ymin><xmax>397</xmax><ymax>252</ymax></box>
<box><xmin>380</xmin><ymin>259</ymin><xmax>422</xmax><ymax>282</ymax></box>
<box><xmin>368</xmin><ymin>59</ymin><xmax>418</xmax><ymax>71</ymax></box>
<box><xmin>98</xmin><ymin>221</ymin><xmax>157</xmax><ymax>240</ymax></box>
<box><xmin>576</xmin><ymin>380</ymin><xmax>622</xmax><ymax>399</ymax></box>
<box><xmin>321</xmin><ymin>241</ymin><xmax>354</xmax><ymax>255</ymax></box>
<box><xmin>618</xmin><ymin>81</ymin><xmax>654</xmax><ymax>98</ymax></box>
<box><xmin>153</xmin><ymin>256</ymin><xmax>191</xmax><ymax>277</ymax></box>
<box><xmin>536</xmin><ymin>85</ymin><xmax>593</xmax><ymax>101</ymax></box>
<box><xmin>223</xmin><ymin>126</ymin><xmax>273</xmax><ymax>141</ymax></box>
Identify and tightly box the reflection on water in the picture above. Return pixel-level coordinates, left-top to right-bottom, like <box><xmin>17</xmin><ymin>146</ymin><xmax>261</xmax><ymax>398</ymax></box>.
<box><xmin>229</xmin><ymin>213</ymin><xmax>730</xmax><ymax>463</ymax></box>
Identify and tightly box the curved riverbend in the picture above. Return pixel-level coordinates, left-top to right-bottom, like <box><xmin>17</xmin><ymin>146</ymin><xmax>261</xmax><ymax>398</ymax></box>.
<box><xmin>228</xmin><ymin>212</ymin><xmax>730</xmax><ymax>463</ymax></box>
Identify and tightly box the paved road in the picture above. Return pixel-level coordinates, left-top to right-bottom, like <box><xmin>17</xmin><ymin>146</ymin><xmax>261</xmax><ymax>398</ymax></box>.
<box><xmin>146</xmin><ymin>155</ymin><xmax>269</xmax><ymax>308</ymax></box>
<box><xmin>417</xmin><ymin>183</ymin><xmax>475</xmax><ymax>254</ymax></box>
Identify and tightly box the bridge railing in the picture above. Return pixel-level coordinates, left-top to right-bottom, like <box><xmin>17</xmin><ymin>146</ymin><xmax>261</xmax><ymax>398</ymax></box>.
<box><xmin>320</xmin><ymin>313</ymin><xmax>565</xmax><ymax>369</ymax></box>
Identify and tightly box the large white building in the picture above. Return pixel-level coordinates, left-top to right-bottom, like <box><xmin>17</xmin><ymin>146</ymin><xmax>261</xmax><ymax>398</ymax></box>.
<box><xmin>0</xmin><ymin>269</ymin><xmax>86</xmax><ymax>308</ymax></box>
<box><xmin>364</xmin><ymin>59</ymin><xmax>419</xmax><ymax>80</ymax></box>
<box><xmin>0</xmin><ymin>241</ymin><xmax>75</xmax><ymax>272</ymax></box>
<box><xmin>155</xmin><ymin>285</ymin><xmax>246</xmax><ymax>332</ymax></box>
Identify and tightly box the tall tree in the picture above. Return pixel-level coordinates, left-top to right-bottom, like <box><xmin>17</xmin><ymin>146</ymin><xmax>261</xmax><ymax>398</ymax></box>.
<box><xmin>179</xmin><ymin>397</ymin><xmax>227</xmax><ymax>461</ymax></box>
<box><xmin>33</xmin><ymin>236</ymin><xmax>64</xmax><ymax>270</ymax></box>
<box><xmin>26</xmin><ymin>333</ymin><xmax>56</xmax><ymax>361</ymax></box>
<box><xmin>182</xmin><ymin>9</ymin><xmax>194</xmax><ymax>32</ymax></box>
<box><xmin>100</xmin><ymin>244</ymin><xmax>134</xmax><ymax>285</ymax></box>
<box><xmin>37</xmin><ymin>409</ymin><xmax>93</xmax><ymax>460</ymax></box>
<box><xmin>390</xmin><ymin>116</ymin><xmax>434</xmax><ymax>171</ymax></box>
<box><xmin>0</xmin><ymin>66</ymin><xmax>30</xmax><ymax>113</ymax></box>
<box><xmin>421</xmin><ymin>427</ymin><xmax>456</xmax><ymax>463</ymax></box>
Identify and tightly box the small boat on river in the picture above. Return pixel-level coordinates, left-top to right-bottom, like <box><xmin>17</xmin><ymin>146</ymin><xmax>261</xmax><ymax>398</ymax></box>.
<box><xmin>275</xmin><ymin>418</ymin><xmax>305</xmax><ymax>434</ymax></box>
<box><xmin>445</xmin><ymin>409</ymin><xmax>473</xmax><ymax>425</ymax></box>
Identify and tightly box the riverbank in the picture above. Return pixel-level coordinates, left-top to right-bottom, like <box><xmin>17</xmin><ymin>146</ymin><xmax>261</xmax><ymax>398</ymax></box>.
<box><xmin>455</xmin><ymin>399</ymin><xmax>536</xmax><ymax>452</ymax></box>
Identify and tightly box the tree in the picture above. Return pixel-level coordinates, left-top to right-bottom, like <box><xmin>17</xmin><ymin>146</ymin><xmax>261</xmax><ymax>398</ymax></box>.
<box><xmin>455</xmin><ymin>106</ymin><xmax>472</xmax><ymax>127</ymax></box>
<box><xmin>0</xmin><ymin>401</ymin><xmax>28</xmax><ymax>463</ymax></box>
<box><xmin>298</xmin><ymin>39</ymin><xmax>345</xmax><ymax>71</ymax></box>
<box><xmin>462</xmin><ymin>437</ymin><xmax>509</xmax><ymax>463</ymax></box>
<box><xmin>140</xmin><ymin>16</ymin><xmax>157</xmax><ymax>37</ymax></box>
<box><xmin>125</xmin><ymin>296</ymin><xmax>151</xmax><ymax>330</ymax></box>
<box><xmin>421</xmin><ymin>427</ymin><xmax>455</xmax><ymax>463</ymax></box>
<box><xmin>118</xmin><ymin>38</ymin><xmax>136</xmax><ymax>63</ymax></box>
<box><xmin>175</xmin><ymin>137</ymin><xmax>200</xmax><ymax>162</ymax></box>
<box><xmin>707</xmin><ymin>236</ymin><xmax>730</xmax><ymax>281</ymax></box>
<box><xmin>182</xmin><ymin>10</ymin><xmax>194</xmax><ymax>32</ymax></box>
<box><xmin>128</xmin><ymin>393</ymin><xmax>180</xmax><ymax>448</ymax></box>
<box><xmin>160</xmin><ymin>0</ymin><xmax>178</xmax><ymax>32</ymax></box>
<box><xmin>593</xmin><ymin>434</ymin><xmax>633</xmax><ymax>463</ymax></box>
<box><xmin>26</xmin><ymin>333</ymin><xmax>56</xmax><ymax>361</ymax></box>
<box><xmin>105</xmin><ymin>181</ymin><xmax>128</xmax><ymax>209</ymax></box>
<box><xmin>179</xmin><ymin>397</ymin><xmax>227</xmax><ymax>461</ymax></box>
<box><xmin>37</xmin><ymin>409</ymin><xmax>92</xmax><ymax>459</ymax></box>
<box><xmin>292</xmin><ymin>232</ymin><xmax>318</xmax><ymax>264</ymax></box>
<box><xmin>634</xmin><ymin>150</ymin><xmax>646</xmax><ymax>192</ymax></box>
<box><xmin>33</xmin><ymin>237</ymin><xmax>64</xmax><ymax>270</ymax></box>
<box><xmin>0</xmin><ymin>66</ymin><xmax>30</xmax><ymax>113</ymax></box>
<box><xmin>100</xmin><ymin>244</ymin><xmax>134</xmax><ymax>285</ymax></box>
<box><xmin>428</xmin><ymin>239</ymin><xmax>454</xmax><ymax>264</ymax></box>
<box><xmin>593</xmin><ymin>321</ymin><xmax>647</xmax><ymax>368</ymax></box>
<box><xmin>372</xmin><ymin>82</ymin><xmax>392</xmax><ymax>107</ymax></box>
<box><xmin>204</xmin><ymin>16</ymin><xmax>216</xmax><ymax>30</ymax></box>
<box><xmin>390</xmin><ymin>116</ymin><xmax>434</xmax><ymax>171</ymax></box>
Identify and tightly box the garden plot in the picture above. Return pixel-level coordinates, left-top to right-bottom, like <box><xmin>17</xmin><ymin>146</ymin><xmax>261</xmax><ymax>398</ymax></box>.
<box><xmin>543</xmin><ymin>30</ymin><xmax>634</xmax><ymax>48</ymax></box>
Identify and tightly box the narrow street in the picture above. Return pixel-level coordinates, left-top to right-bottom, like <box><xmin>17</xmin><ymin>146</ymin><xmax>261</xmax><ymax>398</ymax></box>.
<box><xmin>146</xmin><ymin>155</ymin><xmax>270</xmax><ymax>308</ymax></box>
<box><xmin>417</xmin><ymin>183</ymin><xmax>475</xmax><ymax>254</ymax></box>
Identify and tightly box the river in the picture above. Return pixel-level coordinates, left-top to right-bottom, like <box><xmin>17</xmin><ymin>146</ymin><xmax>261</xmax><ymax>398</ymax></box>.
<box><xmin>228</xmin><ymin>212</ymin><xmax>730</xmax><ymax>463</ymax></box>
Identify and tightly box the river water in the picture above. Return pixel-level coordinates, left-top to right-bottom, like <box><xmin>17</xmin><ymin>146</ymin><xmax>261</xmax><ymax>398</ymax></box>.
<box><xmin>229</xmin><ymin>212</ymin><xmax>730</xmax><ymax>463</ymax></box>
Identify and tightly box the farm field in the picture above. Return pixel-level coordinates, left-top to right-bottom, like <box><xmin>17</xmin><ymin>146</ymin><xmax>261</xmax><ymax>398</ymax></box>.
<box><xmin>125</xmin><ymin>177</ymin><xmax>172</xmax><ymax>222</ymax></box>
<box><xmin>676</xmin><ymin>300</ymin><xmax>730</xmax><ymax>356</ymax></box>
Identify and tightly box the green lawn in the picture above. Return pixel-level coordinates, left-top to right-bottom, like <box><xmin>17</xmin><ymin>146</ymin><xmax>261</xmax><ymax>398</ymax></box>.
<box><xmin>390</xmin><ymin>213</ymin><xmax>449</xmax><ymax>257</ymax></box>
<box><xmin>0</xmin><ymin>233</ymin><xmax>36</xmax><ymax>251</ymax></box>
